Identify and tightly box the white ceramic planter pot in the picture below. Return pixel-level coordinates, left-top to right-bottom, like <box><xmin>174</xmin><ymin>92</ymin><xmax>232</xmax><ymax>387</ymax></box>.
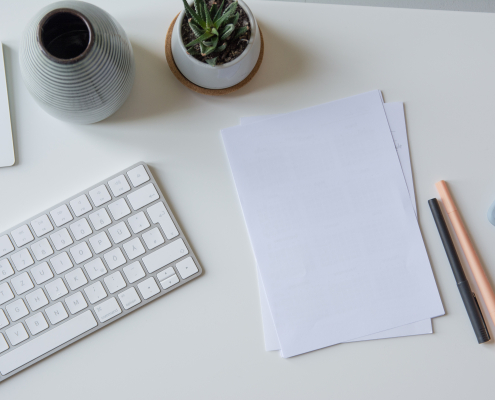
<box><xmin>171</xmin><ymin>0</ymin><xmax>261</xmax><ymax>90</ymax></box>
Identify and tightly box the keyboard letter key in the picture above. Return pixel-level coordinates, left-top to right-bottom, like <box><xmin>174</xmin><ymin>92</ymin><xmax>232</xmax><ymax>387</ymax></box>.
<box><xmin>50</xmin><ymin>205</ymin><xmax>73</xmax><ymax>227</ymax></box>
<box><xmin>137</xmin><ymin>277</ymin><xmax>160</xmax><ymax>300</ymax></box>
<box><xmin>69</xmin><ymin>195</ymin><xmax>92</xmax><ymax>217</ymax></box>
<box><xmin>127</xmin><ymin>183</ymin><xmax>159</xmax><ymax>211</ymax></box>
<box><xmin>142</xmin><ymin>239</ymin><xmax>188</xmax><ymax>274</ymax></box>
<box><xmin>0</xmin><ymin>259</ymin><xmax>14</xmax><ymax>281</ymax></box>
<box><xmin>0</xmin><ymin>235</ymin><xmax>14</xmax><ymax>257</ymax></box>
<box><xmin>147</xmin><ymin>202</ymin><xmax>179</xmax><ymax>240</ymax></box>
<box><xmin>30</xmin><ymin>215</ymin><xmax>54</xmax><ymax>237</ymax></box>
<box><xmin>11</xmin><ymin>225</ymin><xmax>34</xmax><ymax>247</ymax></box>
<box><xmin>118</xmin><ymin>287</ymin><xmax>141</xmax><ymax>310</ymax></box>
<box><xmin>127</xmin><ymin>165</ymin><xmax>150</xmax><ymax>187</ymax></box>
<box><xmin>94</xmin><ymin>297</ymin><xmax>122</xmax><ymax>322</ymax></box>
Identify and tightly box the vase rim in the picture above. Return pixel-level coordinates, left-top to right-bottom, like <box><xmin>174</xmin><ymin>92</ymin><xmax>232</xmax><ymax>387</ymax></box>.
<box><xmin>37</xmin><ymin>7</ymin><xmax>95</xmax><ymax>65</ymax></box>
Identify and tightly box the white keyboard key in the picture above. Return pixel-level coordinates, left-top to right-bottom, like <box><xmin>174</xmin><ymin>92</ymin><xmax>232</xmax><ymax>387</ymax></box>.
<box><xmin>175</xmin><ymin>257</ymin><xmax>199</xmax><ymax>279</ymax></box>
<box><xmin>123</xmin><ymin>261</ymin><xmax>146</xmax><ymax>284</ymax></box>
<box><xmin>30</xmin><ymin>215</ymin><xmax>54</xmax><ymax>237</ymax></box>
<box><xmin>108</xmin><ymin>222</ymin><xmax>131</xmax><ymax>244</ymax></box>
<box><xmin>89</xmin><ymin>208</ymin><xmax>112</xmax><ymax>231</ymax></box>
<box><xmin>160</xmin><ymin>274</ymin><xmax>179</xmax><ymax>290</ymax></box>
<box><xmin>84</xmin><ymin>281</ymin><xmax>107</xmax><ymax>304</ymax></box>
<box><xmin>137</xmin><ymin>277</ymin><xmax>160</xmax><ymax>300</ymax></box>
<box><xmin>128</xmin><ymin>211</ymin><xmax>150</xmax><ymax>234</ymax></box>
<box><xmin>6</xmin><ymin>323</ymin><xmax>29</xmax><ymax>346</ymax></box>
<box><xmin>11</xmin><ymin>248</ymin><xmax>34</xmax><ymax>271</ymax></box>
<box><xmin>0</xmin><ymin>282</ymin><xmax>14</xmax><ymax>305</ymax></box>
<box><xmin>0</xmin><ymin>259</ymin><xmax>14</xmax><ymax>281</ymax></box>
<box><xmin>65</xmin><ymin>291</ymin><xmax>88</xmax><ymax>314</ymax></box>
<box><xmin>104</xmin><ymin>248</ymin><xmax>126</xmax><ymax>270</ymax></box>
<box><xmin>127</xmin><ymin>165</ymin><xmax>150</xmax><ymax>187</ymax></box>
<box><xmin>142</xmin><ymin>227</ymin><xmax>164</xmax><ymax>250</ymax></box>
<box><xmin>0</xmin><ymin>235</ymin><xmax>14</xmax><ymax>257</ymax></box>
<box><xmin>25</xmin><ymin>313</ymin><xmax>48</xmax><ymax>335</ymax></box>
<box><xmin>50</xmin><ymin>252</ymin><xmax>74</xmax><ymax>274</ymax></box>
<box><xmin>0</xmin><ymin>334</ymin><xmax>8</xmax><ymax>353</ymax></box>
<box><xmin>50</xmin><ymin>204</ymin><xmax>73</xmax><ymax>227</ymax></box>
<box><xmin>25</xmin><ymin>288</ymin><xmax>49</xmax><ymax>311</ymax></box>
<box><xmin>127</xmin><ymin>183</ymin><xmax>159</xmax><ymax>211</ymax></box>
<box><xmin>123</xmin><ymin>237</ymin><xmax>145</xmax><ymax>260</ymax></box>
<box><xmin>31</xmin><ymin>262</ymin><xmax>53</xmax><ymax>284</ymax></box>
<box><xmin>11</xmin><ymin>272</ymin><xmax>34</xmax><ymax>295</ymax></box>
<box><xmin>142</xmin><ymin>239</ymin><xmax>188</xmax><ymax>274</ymax></box>
<box><xmin>108</xmin><ymin>175</ymin><xmax>131</xmax><ymax>197</ymax></box>
<box><xmin>0</xmin><ymin>310</ymin><xmax>9</xmax><ymax>329</ymax></box>
<box><xmin>70</xmin><ymin>218</ymin><xmax>93</xmax><ymax>241</ymax></box>
<box><xmin>147</xmin><ymin>202</ymin><xmax>179</xmax><ymax>240</ymax></box>
<box><xmin>118</xmin><ymin>287</ymin><xmax>141</xmax><ymax>310</ymax></box>
<box><xmin>45</xmin><ymin>278</ymin><xmax>68</xmax><ymax>301</ymax></box>
<box><xmin>104</xmin><ymin>271</ymin><xmax>126</xmax><ymax>294</ymax></box>
<box><xmin>89</xmin><ymin>185</ymin><xmax>112</xmax><ymax>207</ymax></box>
<box><xmin>84</xmin><ymin>258</ymin><xmax>107</xmax><ymax>280</ymax></box>
<box><xmin>89</xmin><ymin>232</ymin><xmax>112</xmax><ymax>254</ymax></box>
<box><xmin>69</xmin><ymin>195</ymin><xmax>92</xmax><ymax>217</ymax></box>
<box><xmin>0</xmin><ymin>311</ymin><xmax>97</xmax><ymax>375</ymax></box>
<box><xmin>45</xmin><ymin>302</ymin><xmax>68</xmax><ymax>324</ymax></box>
<box><xmin>6</xmin><ymin>299</ymin><xmax>29</xmax><ymax>322</ymax></box>
<box><xmin>30</xmin><ymin>238</ymin><xmax>54</xmax><ymax>261</ymax></box>
<box><xmin>157</xmin><ymin>267</ymin><xmax>176</xmax><ymax>282</ymax></box>
<box><xmin>94</xmin><ymin>297</ymin><xmax>122</xmax><ymax>323</ymax></box>
<box><xmin>70</xmin><ymin>242</ymin><xmax>92</xmax><ymax>264</ymax></box>
<box><xmin>11</xmin><ymin>225</ymin><xmax>34</xmax><ymax>247</ymax></box>
<box><xmin>65</xmin><ymin>268</ymin><xmax>88</xmax><ymax>290</ymax></box>
<box><xmin>50</xmin><ymin>228</ymin><xmax>73</xmax><ymax>251</ymax></box>
<box><xmin>108</xmin><ymin>198</ymin><xmax>131</xmax><ymax>220</ymax></box>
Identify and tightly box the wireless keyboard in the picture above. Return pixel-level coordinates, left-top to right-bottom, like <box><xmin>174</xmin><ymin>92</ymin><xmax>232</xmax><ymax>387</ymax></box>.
<box><xmin>0</xmin><ymin>162</ymin><xmax>202</xmax><ymax>381</ymax></box>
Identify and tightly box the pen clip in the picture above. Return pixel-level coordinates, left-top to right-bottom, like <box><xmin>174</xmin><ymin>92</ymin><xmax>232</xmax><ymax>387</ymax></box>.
<box><xmin>472</xmin><ymin>292</ymin><xmax>491</xmax><ymax>342</ymax></box>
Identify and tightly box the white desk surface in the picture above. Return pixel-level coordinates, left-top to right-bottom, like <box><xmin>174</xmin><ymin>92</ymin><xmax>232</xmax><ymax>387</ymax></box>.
<box><xmin>1</xmin><ymin>0</ymin><xmax>495</xmax><ymax>398</ymax></box>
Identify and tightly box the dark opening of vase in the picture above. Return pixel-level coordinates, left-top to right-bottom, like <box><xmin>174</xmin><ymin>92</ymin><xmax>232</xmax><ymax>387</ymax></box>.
<box><xmin>39</xmin><ymin>9</ymin><xmax>93</xmax><ymax>62</ymax></box>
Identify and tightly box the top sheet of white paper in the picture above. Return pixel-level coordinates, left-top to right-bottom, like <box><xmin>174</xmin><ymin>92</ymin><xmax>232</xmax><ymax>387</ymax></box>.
<box><xmin>222</xmin><ymin>91</ymin><xmax>444</xmax><ymax>357</ymax></box>
<box><xmin>241</xmin><ymin>102</ymin><xmax>430</xmax><ymax>352</ymax></box>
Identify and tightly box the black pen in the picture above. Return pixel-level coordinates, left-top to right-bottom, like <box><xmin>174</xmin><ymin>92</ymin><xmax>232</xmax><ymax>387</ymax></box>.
<box><xmin>429</xmin><ymin>198</ymin><xmax>490</xmax><ymax>343</ymax></box>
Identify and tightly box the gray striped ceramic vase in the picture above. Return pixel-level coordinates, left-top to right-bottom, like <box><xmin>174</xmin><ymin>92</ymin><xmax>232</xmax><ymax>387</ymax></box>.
<box><xmin>19</xmin><ymin>1</ymin><xmax>135</xmax><ymax>124</ymax></box>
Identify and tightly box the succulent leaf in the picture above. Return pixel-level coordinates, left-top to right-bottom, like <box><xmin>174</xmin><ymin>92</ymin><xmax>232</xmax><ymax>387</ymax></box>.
<box><xmin>214</xmin><ymin>1</ymin><xmax>238</xmax><ymax>29</ymax></box>
<box><xmin>189</xmin><ymin>20</ymin><xmax>205</xmax><ymax>37</ymax></box>
<box><xmin>204</xmin><ymin>3</ymin><xmax>214</xmax><ymax>29</ymax></box>
<box><xmin>204</xmin><ymin>36</ymin><xmax>219</xmax><ymax>55</ymax></box>
<box><xmin>234</xmin><ymin>26</ymin><xmax>248</xmax><ymax>39</ymax></box>
<box><xmin>206</xmin><ymin>57</ymin><xmax>218</xmax><ymax>66</ymax></box>
<box><xmin>187</xmin><ymin>47</ymin><xmax>200</xmax><ymax>56</ymax></box>
<box><xmin>182</xmin><ymin>0</ymin><xmax>206</xmax><ymax>28</ymax></box>
<box><xmin>220</xmin><ymin>24</ymin><xmax>234</xmax><ymax>41</ymax></box>
<box><xmin>210</xmin><ymin>4</ymin><xmax>217</xmax><ymax>18</ymax></box>
<box><xmin>186</xmin><ymin>31</ymin><xmax>214</xmax><ymax>48</ymax></box>
<box><xmin>194</xmin><ymin>0</ymin><xmax>205</xmax><ymax>21</ymax></box>
<box><xmin>214</xmin><ymin>0</ymin><xmax>224</xmax><ymax>20</ymax></box>
<box><xmin>230</xmin><ymin>13</ymin><xmax>241</xmax><ymax>26</ymax></box>
<box><xmin>216</xmin><ymin>42</ymin><xmax>227</xmax><ymax>52</ymax></box>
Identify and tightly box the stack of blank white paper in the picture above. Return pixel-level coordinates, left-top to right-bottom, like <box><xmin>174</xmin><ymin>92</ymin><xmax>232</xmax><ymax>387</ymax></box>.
<box><xmin>222</xmin><ymin>91</ymin><xmax>444</xmax><ymax>358</ymax></box>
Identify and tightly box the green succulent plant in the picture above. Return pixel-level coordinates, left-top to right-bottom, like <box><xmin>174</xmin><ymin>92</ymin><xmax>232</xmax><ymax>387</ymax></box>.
<box><xmin>182</xmin><ymin>0</ymin><xmax>249</xmax><ymax>66</ymax></box>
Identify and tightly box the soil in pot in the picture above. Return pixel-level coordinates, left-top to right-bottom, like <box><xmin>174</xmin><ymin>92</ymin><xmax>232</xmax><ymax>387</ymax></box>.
<box><xmin>181</xmin><ymin>0</ymin><xmax>252</xmax><ymax>66</ymax></box>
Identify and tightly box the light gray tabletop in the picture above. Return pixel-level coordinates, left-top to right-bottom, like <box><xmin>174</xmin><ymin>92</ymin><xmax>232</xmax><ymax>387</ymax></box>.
<box><xmin>1</xmin><ymin>1</ymin><xmax>495</xmax><ymax>399</ymax></box>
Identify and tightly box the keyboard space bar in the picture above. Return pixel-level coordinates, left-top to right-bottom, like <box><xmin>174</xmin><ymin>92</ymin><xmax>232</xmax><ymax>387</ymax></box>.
<box><xmin>0</xmin><ymin>311</ymin><xmax>97</xmax><ymax>375</ymax></box>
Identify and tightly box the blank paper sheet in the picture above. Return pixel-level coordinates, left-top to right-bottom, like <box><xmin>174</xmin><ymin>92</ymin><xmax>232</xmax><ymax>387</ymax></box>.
<box><xmin>222</xmin><ymin>91</ymin><xmax>444</xmax><ymax>357</ymax></box>
<box><xmin>242</xmin><ymin>102</ymin><xmax>432</xmax><ymax>351</ymax></box>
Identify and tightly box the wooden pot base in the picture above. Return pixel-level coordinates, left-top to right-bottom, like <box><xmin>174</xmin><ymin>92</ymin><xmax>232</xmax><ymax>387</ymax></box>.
<box><xmin>165</xmin><ymin>14</ymin><xmax>264</xmax><ymax>96</ymax></box>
